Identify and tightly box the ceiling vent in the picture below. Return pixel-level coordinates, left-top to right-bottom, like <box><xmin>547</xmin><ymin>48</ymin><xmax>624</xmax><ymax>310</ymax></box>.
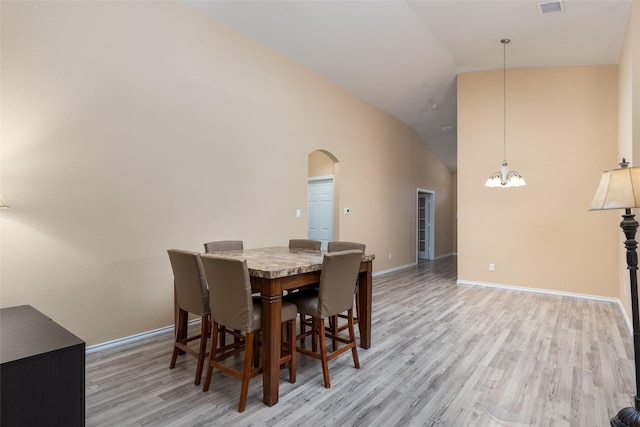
<box><xmin>538</xmin><ymin>1</ymin><xmax>564</xmax><ymax>15</ymax></box>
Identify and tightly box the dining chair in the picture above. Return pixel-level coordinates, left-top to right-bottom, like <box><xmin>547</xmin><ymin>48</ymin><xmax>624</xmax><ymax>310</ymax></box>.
<box><xmin>285</xmin><ymin>249</ymin><xmax>363</xmax><ymax>388</ymax></box>
<box><xmin>204</xmin><ymin>240</ymin><xmax>244</xmax><ymax>253</ymax></box>
<box><xmin>203</xmin><ymin>240</ymin><xmax>246</xmax><ymax>343</ymax></box>
<box><xmin>299</xmin><ymin>241</ymin><xmax>366</xmax><ymax>350</ymax></box>
<box><xmin>327</xmin><ymin>241</ymin><xmax>366</xmax><ymax>350</ymax></box>
<box><xmin>200</xmin><ymin>255</ymin><xmax>297</xmax><ymax>412</ymax></box>
<box><xmin>288</xmin><ymin>239</ymin><xmax>322</xmax><ymax>251</ymax></box>
<box><xmin>166</xmin><ymin>249</ymin><xmax>211</xmax><ymax>386</ymax></box>
<box><xmin>286</xmin><ymin>239</ymin><xmax>322</xmax><ymax>301</ymax></box>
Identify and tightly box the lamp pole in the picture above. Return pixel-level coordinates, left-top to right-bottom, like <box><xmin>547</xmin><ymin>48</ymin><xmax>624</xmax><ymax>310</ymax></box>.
<box><xmin>611</xmin><ymin>208</ymin><xmax>640</xmax><ymax>427</ymax></box>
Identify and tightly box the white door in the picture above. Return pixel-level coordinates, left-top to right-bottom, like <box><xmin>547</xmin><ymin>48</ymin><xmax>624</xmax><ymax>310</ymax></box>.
<box><xmin>308</xmin><ymin>177</ymin><xmax>334</xmax><ymax>250</ymax></box>
<box><xmin>418</xmin><ymin>190</ymin><xmax>435</xmax><ymax>260</ymax></box>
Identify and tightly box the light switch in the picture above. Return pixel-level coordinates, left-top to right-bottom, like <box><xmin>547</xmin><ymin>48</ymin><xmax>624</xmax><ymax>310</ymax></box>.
<box><xmin>296</xmin><ymin>209</ymin><xmax>301</xmax><ymax>218</ymax></box>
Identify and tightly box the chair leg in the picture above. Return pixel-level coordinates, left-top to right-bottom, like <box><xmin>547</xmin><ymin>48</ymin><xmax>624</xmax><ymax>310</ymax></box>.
<box><xmin>347</xmin><ymin>308</ymin><xmax>360</xmax><ymax>369</ymax></box>
<box><xmin>253</xmin><ymin>331</ymin><xmax>260</xmax><ymax>369</ymax></box>
<box><xmin>194</xmin><ymin>315</ymin><xmax>209</xmax><ymax>385</ymax></box>
<box><xmin>312</xmin><ymin>316</ymin><xmax>318</xmax><ymax>353</ymax></box>
<box><xmin>220</xmin><ymin>326</ymin><xmax>226</xmax><ymax>347</ymax></box>
<box><xmin>287</xmin><ymin>319</ymin><xmax>296</xmax><ymax>383</ymax></box>
<box><xmin>354</xmin><ymin>283</ymin><xmax>360</xmax><ymax>325</ymax></box>
<box><xmin>170</xmin><ymin>308</ymin><xmax>188</xmax><ymax>369</ymax></box>
<box><xmin>317</xmin><ymin>318</ymin><xmax>330</xmax><ymax>388</ymax></box>
<box><xmin>301</xmin><ymin>314</ymin><xmax>313</xmax><ymax>349</ymax></box>
<box><xmin>330</xmin><ymin>315</ymin><xmax>339</xmax><ymax>351</ymax></box>
<box><xmin>202</xmin><ymin>321</ymin><xmax>220</xmax><ymax>392</ymax></box>
<box><xmin>239</xmin><ymin>331</ymin><xmax>254</xmax><ymax>413</ymax></box>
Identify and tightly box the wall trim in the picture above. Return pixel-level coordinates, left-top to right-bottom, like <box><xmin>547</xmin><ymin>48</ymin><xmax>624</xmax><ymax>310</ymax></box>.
<box><xmin>457</xmin><ymin>279</ymin><xmax>632</xmax><ymax>334</ymax></box>
<box><xmin>373</xmin><ymin>262</ymin><xmax>416</xmax><ymax>277</ymax></box>
<box><xmin>86</xmin><ymin>322</ymin><xmax>184</xmax><ymax>354</ymax></box>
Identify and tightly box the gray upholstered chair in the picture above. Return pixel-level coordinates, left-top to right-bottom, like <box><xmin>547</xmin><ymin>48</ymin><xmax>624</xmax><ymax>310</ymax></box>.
<box><xmin>288</xmin><ymin>239</ymin><xmax>322</xmax><ymax>251</ymax></box>
<box><xmin>327</xmin><ymin>241</ymin><xmax>366</xmax><ymax>253</ymax></box>
<box><xmin>300</xmin><ymin>241</ymin><xmax>366</xmax><ymax>350</ymax></box>
<box><xmin>203</xmin><ymin>240</ymin><xmax>244</xmax><ymax>253</ymax></box>
<box><xmin>203</xmin><ymin>240</ymin><xmax>246</xmax><ymax>341</ymax></box>
<box><xmin>285</xmin><ymin>250</ymin><xmax>363</xmax><ymax>388</ymax></box>
<box><xmin>327</xmin><ymin>242</ymin><xmax>366</xmax><ymax>349</ymax></box>
<box><xmin>200</xmin><ymin>255</ymin><xmax>297</xmax><ymax>412</ymax></box>
<box><xmin>167</xmin><ymin>249</ymin><xmax>210</xmax><ymax>386</ymax></box>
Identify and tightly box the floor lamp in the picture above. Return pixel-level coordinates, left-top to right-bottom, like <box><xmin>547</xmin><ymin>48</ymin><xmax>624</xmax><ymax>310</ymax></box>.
<box><xmin>590</xmin><ymin>159</ymin><xmax>640</xmax><ymax>427</ymax></box>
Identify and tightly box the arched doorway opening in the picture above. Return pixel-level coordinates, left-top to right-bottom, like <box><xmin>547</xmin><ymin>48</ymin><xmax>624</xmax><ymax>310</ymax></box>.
<box><xmin>308</xmin><ymin>150</ymin><xmax>340</xmax><ymax>250</ymax></box>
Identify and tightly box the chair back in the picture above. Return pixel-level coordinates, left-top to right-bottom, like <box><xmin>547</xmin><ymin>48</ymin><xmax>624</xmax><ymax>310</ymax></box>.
<box><xmin>200</xmin><ymin>255</ymin><xmax>259</xmax><ymax>332</ymax></box>
<box><xmin>289</xmin><ymin>239</ymin><xmax>322</xmax><ymax>251</ymax></box>
<box><xmin>167</xmin><ymin>249</ymin><xmax>210</xmax><ymax>316</ymax></box>
<box><xmin>318</xmin><ymin>250</ymin><xmax>363</xmax><ymax>317</ymax></box>
<box><xmin>204</xmin><ymin>240</ymin><xmax>244</xmax><ymax>253</ymax></box>
<box><xmin>327</xmin><ymin>241</ymin><xmax>366</xmax><ymax>253</ymax></box>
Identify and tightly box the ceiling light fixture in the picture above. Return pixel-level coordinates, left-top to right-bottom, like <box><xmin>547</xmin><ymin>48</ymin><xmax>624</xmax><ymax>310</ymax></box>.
<box><xmin>485</xmin><ymin>39</ymin><xmax>526</xmax><ymax>188</ymax></box>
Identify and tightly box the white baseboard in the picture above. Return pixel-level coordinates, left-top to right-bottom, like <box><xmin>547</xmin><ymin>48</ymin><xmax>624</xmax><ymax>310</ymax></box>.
<box><xmin>458</xmin><ymin>279</ymin><xmax>632</xmax><ymax>334</ymax></box>
<box><xmin>85</xmin><ymin>319</ymin><xmax>199</xmax><ymax>354</ymax></box>
<box><xmin>373</xmin><ymin>262</ymin><xmax>416</xmax><ymax>277</ymax></box>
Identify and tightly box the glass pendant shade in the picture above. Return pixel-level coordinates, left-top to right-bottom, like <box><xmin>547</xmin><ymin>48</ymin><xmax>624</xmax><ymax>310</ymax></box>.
<box><xmin>485</xmin><ymin>162</ymin><xmax>526</xmax><ymax>188</ymax></box>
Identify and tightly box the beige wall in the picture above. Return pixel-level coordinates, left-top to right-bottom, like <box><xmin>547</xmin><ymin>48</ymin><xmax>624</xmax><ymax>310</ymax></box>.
<box><xmin>458</xmin><ymin>65</ymin><xmax>620</xmax><ymax>298</ymax></box>
<box><xmin>0</xmin><ymin>1</ymin><xmax>453</xmax><ymax>345</ymax></box>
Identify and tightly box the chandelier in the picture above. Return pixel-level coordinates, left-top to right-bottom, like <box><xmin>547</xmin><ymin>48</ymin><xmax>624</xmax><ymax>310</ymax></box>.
<box><xmin>485</xmin><ymin>39</ymin><xmax>526</xmax><ymax>188</ymax></box>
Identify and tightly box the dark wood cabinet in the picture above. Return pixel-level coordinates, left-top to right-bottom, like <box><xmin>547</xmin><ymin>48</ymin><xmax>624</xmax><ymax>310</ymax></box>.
<box><xmin>1</xmin><ymin>305</ymin><xmax>85</xmax><ymax>426</ymax></box>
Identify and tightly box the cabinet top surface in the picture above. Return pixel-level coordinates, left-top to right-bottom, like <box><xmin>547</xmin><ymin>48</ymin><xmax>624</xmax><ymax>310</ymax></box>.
<box><xmin>1</xmin><ymin>305</ymin><xmax>84</xmax><ymax>364</ymax></box>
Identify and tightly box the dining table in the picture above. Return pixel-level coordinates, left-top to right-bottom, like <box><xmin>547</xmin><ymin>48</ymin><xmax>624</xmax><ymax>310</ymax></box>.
<box><xmin>206</xmin><ymin>246</ymin><xmax>375</xmax><ymax>407</ymax></box>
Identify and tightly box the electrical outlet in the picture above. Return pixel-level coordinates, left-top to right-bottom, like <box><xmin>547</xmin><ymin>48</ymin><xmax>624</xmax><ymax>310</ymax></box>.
<box><xmin>489</xmin><ymin>263</ymin><xmax>495</xmax><ymax>271</ymax></box>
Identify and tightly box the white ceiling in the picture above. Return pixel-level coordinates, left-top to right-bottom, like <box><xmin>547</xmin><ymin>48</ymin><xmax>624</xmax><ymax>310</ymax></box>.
<box><xmin>188</xmin><ymin>0</ymin><xmax>632</xmax><ymax>173</ymax></box>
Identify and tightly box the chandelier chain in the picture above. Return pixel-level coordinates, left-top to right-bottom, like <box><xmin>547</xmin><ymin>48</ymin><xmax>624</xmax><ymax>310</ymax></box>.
<box><xmin>502</xmin><ymin>38</ymin><xmax>509</xmax><ymax>164</ymax></box>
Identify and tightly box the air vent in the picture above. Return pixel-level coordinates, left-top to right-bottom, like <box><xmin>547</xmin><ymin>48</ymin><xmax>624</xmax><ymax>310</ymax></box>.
<box><xmin>538</xmin><ymin>1</ymin><xmax>564</xmax><ymax>15</ymax></box>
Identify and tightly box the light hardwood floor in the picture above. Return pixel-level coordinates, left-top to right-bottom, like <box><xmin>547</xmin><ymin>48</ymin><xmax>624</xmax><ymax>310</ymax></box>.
<box><xmin>86</xmin><ymin>256</ymin><xmax>634</xmax><ymax>426</ymax></box>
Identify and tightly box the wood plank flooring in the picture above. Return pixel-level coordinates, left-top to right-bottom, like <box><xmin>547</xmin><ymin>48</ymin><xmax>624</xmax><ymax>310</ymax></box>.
<box><xmin>86</xmin><ymin>256</ymin><xmax>635</xmax><ymax>426</ymax></box>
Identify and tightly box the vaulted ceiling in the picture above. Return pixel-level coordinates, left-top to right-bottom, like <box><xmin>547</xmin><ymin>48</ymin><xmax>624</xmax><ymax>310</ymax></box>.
<box><xmin>189</xmin><ymin>0</ymin><xmax>632</xmax><ymax>173</ymax></box>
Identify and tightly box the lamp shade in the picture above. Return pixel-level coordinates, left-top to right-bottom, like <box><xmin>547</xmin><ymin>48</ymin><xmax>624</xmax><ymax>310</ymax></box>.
<box><xmin>589</xmin><ymin>166</ymin><xmax>640</xmax><ymax>210</ymax></box>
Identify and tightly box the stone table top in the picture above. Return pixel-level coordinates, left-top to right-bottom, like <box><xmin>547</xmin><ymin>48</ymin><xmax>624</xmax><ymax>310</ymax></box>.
<box><xmin>204</xmin><ymin>246</ymin><xmax>375</xmax><ymax>279</ymax></box>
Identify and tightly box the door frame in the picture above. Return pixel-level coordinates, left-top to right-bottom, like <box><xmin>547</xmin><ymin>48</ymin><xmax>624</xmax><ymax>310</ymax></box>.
<box><xmin>308</xmin><ymin>175</ymin><xmax>335</xmax><ymax>250</ymax></box>
<box><xmin>416</xmin><ymin>188</ymin><xmax>435</xmax><ymax>261</ymax></box>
